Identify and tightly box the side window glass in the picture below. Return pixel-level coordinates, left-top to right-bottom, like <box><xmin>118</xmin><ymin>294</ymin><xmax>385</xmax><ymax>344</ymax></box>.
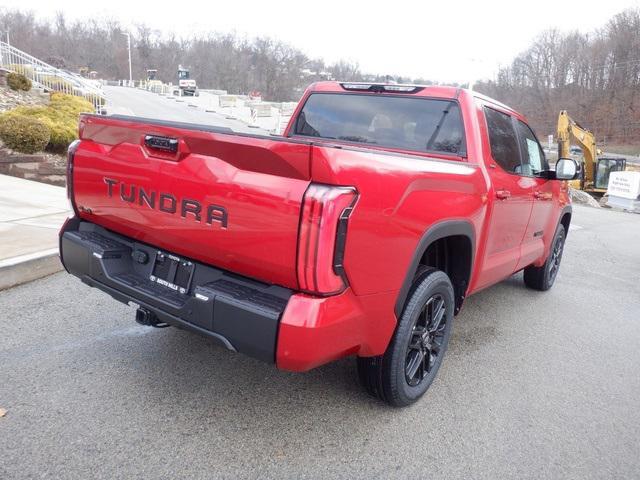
<box><xmin>484</xmin><ymin>107</ymin><xmax>521</xmax><ymax>173</ymax></box>
<box><xmin>516</xmin><ymin>120</ymin><xmax>548</xmax><ymax>176</ymax></box>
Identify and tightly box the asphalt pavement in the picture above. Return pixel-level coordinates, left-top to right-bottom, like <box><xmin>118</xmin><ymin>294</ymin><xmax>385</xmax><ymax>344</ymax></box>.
<box><xmin>1</xmin><ymin>204</ymin><xmax>639</xmax><ymax>479</ymax></box>
<box><xmin>103</xmin><ymin>86</ymin><xmax>264</xmax><ymax>134</ymax></box>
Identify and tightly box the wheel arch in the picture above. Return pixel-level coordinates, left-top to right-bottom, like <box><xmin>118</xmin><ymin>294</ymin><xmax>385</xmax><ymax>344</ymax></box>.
<box><xmin>559</xmin><ymin>205</ymin><xmax>572</xmax><ymax>237</ymax></box>
<box><xmin>394</xmin><ymin>220</ymin><xmax>475</xmax><ymax>317</ymax></box>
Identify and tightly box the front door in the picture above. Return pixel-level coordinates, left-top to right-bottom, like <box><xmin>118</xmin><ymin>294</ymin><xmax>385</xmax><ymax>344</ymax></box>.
<box><xmin>514</xmin><ymin>119</ymin><xmax>554</xmax><ymax>270</ymax></box>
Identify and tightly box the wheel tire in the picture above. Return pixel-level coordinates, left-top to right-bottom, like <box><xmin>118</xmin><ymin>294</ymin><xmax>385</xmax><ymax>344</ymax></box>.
<box><xmin>357</xmin><ymin>267</ymin><xmax>455</xmax><ymax>407</ymax></box>
<box><xmin>524</xmin><ymin>224</ymin><xmax>566</xmax><ymax>291</ymax></box>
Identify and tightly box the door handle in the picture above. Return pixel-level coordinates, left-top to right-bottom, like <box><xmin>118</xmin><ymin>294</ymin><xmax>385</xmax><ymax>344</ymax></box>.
<box><xmin>534</xmin><ymin>191</ymin><xmax>549</xmax><ymax>200</ymax></box>
<box><xmin>495</xmin><ymin>189</ymin><xmax>511</xmax><ymax>200</ymax></box>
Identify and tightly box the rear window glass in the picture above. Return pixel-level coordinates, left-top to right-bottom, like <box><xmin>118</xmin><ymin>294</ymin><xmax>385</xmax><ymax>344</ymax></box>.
<box><xmin>293</xmin><ymin>93</ymin><xmax>466</xmax><ymax>155</ymax></box>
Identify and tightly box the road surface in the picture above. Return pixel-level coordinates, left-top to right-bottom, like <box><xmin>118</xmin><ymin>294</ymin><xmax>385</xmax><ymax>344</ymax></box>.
<box><xmin>103</xmin><ymin>86</ymin><xmax>266</xmax><ymax>134</ymax></box>
<box><xmin>1</xmin><ymin>208</ymin><xmax>640</xmax><ymax>479</ymax></box>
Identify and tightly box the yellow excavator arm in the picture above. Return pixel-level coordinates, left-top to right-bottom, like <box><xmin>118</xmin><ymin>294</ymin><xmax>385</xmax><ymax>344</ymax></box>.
<box><xmin>557</xmin><ymin>111</ymin><xmax>598</xmax><ymax>190</ymax></box>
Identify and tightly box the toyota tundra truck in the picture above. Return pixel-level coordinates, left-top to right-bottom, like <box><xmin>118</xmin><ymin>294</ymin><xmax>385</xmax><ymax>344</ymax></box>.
<box><xmin>59</xmin><ymin>82</ymin><xmax>579</xmax><ymax>406</ymax></box>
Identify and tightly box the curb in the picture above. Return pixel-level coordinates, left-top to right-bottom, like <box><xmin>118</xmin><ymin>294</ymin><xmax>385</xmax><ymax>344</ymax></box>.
<box><xmin>0</xmin><ymin>248</ymin><xmax>62</xmax><ymax>291</ymax></box>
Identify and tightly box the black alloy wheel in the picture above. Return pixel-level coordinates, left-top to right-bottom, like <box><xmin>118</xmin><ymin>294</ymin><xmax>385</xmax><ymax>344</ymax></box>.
<box><xmin>357</xmin><ymin>267</ymin><xmax>455</xmax><ymax>407</ymax></box>
<box><xmin>524</xmin><ymin>224</ymin><xmax>567</xmax><ymax>291</ymax></box>
<box><xmin>405</xmin><ymin>294</ymin><xmax>447</xmax><ymax>386</ymax></box>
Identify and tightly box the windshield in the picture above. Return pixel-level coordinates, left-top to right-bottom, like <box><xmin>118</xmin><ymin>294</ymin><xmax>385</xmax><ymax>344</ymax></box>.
<box><xmin>294</xmin><ymin>93</ymin><xmax>465</xmax><ymax>155</ymax></box>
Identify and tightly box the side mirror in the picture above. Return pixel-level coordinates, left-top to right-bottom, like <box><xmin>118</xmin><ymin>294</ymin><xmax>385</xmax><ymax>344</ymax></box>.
<box><xmin>555</xmin><ymin>158</ymin><xmax>579</xmax><ymax>180</ymax></box>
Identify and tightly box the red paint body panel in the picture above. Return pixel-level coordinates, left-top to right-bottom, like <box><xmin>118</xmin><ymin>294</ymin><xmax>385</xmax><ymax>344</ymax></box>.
<box><xmin>277</xmin><ymin>289</ymin><xmax>398</xmax><ymax>371</ymax></box>
<box><xmin>68</xmin><ymin>82</ymin><xmax>571</xmax><ymax>371</ymax></box>
<box><xmin>74</xmin><ymin>116</ymin><xmax>311</xmax><ymax>288</ymax></box>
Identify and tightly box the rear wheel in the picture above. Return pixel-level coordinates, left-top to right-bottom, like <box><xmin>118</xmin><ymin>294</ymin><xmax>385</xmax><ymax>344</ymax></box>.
<box><xmin>524</xmin><ymin>224</ymin><xmax>566</xmax><ymax>291</ymax></box>
<box><xmin>357</xmin><ymin>267</ymin><xmax>454</xmax><ymax>407</ymax></box>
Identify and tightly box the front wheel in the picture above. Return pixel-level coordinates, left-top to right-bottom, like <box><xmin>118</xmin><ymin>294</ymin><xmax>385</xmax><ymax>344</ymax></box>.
<box><xmin>357</xmin><ymin>267</ymin><xmax>454</xmax><ymax>407</ymax></box>
<box><xmin>524</xmin><ymin>224</ymin><xmax>566</xmax><ymax>291</ymax></box>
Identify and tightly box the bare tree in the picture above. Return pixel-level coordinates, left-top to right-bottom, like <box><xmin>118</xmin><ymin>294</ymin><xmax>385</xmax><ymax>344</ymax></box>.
<box><xmin>476</xmin><ymin>8</ymin><xmax>640</xmax><ymax>143</ymax></box>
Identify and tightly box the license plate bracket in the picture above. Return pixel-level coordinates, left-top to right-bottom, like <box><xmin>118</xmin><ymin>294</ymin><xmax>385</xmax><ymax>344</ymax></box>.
<box><xmin>149</xmin><ymin>251</ymin><xmax>195</xmax><ymax>294</ymax></box>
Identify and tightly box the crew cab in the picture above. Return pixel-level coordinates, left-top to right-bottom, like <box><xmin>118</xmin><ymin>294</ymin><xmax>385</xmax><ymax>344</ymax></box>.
<box><xmin>59</xmin><ymin>82</ymin><xmax>579</xmax><ymax>406</ymax></box>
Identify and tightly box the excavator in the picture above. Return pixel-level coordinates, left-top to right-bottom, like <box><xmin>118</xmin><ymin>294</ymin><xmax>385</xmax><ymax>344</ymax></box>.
<box><xmin>557</xmin><ymin>110</ymin><xmax>627</xmax><ymax>196</ymax></box>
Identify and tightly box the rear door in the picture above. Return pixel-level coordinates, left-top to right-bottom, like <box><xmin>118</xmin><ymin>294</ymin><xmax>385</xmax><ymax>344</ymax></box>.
<box><xmin>476</xmin><ymin>107</ymin><xmax>534</xmax><ymax>289</ymax></box>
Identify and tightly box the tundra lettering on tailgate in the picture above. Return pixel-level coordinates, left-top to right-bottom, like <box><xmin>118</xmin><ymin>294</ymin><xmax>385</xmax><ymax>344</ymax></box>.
<box><xmin>103</xmin><ymin>177</ymin><xmax>228</xmax><ymax>228</ymax></box>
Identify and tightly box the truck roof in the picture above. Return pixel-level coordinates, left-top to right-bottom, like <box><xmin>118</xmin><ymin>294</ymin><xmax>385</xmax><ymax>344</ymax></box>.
<box><xmin>306</xmin><ymin>81</ymin><xmax>522</xmax><ymax>118</ymax></box>
<box><xmin>307</xmin><ymin>81</ymin><xmax>461</xmax><ymax>98</ymax></box>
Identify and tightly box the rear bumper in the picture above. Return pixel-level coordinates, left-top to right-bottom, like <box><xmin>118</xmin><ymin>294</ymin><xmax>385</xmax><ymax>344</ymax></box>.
<box><xmin>59</xmin><ymin>219</ymin><xmax>398</xmax><ymax>371</ymax></box>
<box><xmin>59</xmin><ymin>218</ymin><xmax>291</xmax><ymax>363</ymax></box>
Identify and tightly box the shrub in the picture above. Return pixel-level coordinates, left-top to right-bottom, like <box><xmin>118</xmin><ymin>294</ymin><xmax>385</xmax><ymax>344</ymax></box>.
<box><xmin>0</xmin><ymin>114</ymin><xmax>51</xmax><ymax>154</ymax></box>
<box><xmin>49</xmin><ymin>93</ymin><xmax>94</xmax><ymax>116</ymax></box>
<box><xmin>6</xmin><ymin>72</ymin><xmax>32</xmax><ymax>91</ymax></box>
<box><xmin>4</xmin><ymin>94</ymin><xmax>93</xmax><ymax>152</ymax></box>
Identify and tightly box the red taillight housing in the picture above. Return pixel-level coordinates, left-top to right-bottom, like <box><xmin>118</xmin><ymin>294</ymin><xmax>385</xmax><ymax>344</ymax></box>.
<box><xmin>297</xmin><ymin>184</ymin><xmax>358</xmax><ymax>295</ymax></box>
<box><xmin>67</xmin><ymin>139</ymin><xmax>81</xmax><ymax>215</ymax></box>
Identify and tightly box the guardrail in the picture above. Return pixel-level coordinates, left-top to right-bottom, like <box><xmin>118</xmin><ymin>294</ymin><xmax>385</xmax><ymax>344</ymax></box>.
<box><xmin>0</xmin><ymin>41</ymin><xmax>106</xmax><ymax>110</ymax></box>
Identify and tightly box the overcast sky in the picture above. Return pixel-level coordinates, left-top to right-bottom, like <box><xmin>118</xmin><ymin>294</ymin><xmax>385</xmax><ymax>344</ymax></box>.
<box><xmin>3</xmin><ymin>0</ymin><xmax>640</xmax><ymax>82</ymax></box>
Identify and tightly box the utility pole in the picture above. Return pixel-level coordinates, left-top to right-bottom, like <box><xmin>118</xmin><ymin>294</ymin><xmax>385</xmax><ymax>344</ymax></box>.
<box><xmin>120</xmin><ymin>32</ymin><xmax>132</xmax><ymax>85</ymax></box>
<box><xmin>6</xmin><ymin>30</ymin><xmax>9</xmax><ymax>46</ymax></box>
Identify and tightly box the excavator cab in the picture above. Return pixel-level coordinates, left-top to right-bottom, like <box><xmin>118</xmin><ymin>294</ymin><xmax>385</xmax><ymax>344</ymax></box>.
<box><xmin>595</xmin><ymin>157</ymin><xmax>627</xmax><ymax>190</ymax></box>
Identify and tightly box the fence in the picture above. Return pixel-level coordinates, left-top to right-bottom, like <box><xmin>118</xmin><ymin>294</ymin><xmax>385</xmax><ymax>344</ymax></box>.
<box><xmin>0</xmin><ymin>40</ymin><xmax>106</xmax><ymax>110</ymax></box>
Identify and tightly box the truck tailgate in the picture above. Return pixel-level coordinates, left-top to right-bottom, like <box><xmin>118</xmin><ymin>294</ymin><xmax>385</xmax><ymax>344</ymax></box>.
<box><xmin>72</xmin><ymin>114</ymin><xmax>311</xmax><ymax>289</ymax></box>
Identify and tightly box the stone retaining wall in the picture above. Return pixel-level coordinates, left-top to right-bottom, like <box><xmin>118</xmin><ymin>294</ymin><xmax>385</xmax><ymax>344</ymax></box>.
<box><xmin>0</xmin><ymin>148</ymin><xmax>66</xmax><ymax>186</ymax></box>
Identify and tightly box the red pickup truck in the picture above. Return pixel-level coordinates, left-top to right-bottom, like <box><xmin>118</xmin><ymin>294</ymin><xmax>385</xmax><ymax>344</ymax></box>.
<box><xmin>60</xmin><ymin>82</ymin><xmax>579</xmax><ymax>406</ymax></box>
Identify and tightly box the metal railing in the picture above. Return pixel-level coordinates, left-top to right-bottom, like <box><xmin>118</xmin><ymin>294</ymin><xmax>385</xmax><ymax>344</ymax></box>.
<box><xmin>0</xmin><ymin>41</ymin><xmax>105</xmax><ymax>110</ymax></box>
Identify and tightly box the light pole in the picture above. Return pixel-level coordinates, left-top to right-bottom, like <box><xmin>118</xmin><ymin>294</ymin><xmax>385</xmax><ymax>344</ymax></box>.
<box><xmin>120</xmin><ymin>32</ymin><xmax>132</xmax><ymax>85</ymax></box>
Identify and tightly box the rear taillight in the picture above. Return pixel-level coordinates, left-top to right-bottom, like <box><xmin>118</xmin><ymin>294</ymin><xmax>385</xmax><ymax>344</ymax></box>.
<box><xmin>297</xmin><ymin>184</ymin><xmax>357</xmax><ymax>295</ymax></box>
<box><xmin>67</xmin><ymin>140</ymin><xmax>81</xmax><ymax>215</ymax></box>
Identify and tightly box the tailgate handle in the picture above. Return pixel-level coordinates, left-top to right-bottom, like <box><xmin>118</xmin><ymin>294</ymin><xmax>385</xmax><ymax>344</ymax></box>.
<box><xmin>144</xmin><ymin>135</ymin><xmax>178</xmax><ymax>153</ymax></box>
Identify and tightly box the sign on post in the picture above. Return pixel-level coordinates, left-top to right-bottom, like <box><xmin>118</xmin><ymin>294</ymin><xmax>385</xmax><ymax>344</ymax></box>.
<box><xmin>607</xmin><ymin>171</ymin><xmax>640</xmax><ymax>199</ymax></box>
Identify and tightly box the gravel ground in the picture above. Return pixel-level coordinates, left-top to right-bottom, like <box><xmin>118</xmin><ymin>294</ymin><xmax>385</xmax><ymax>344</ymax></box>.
<box><xmin>1</xmin><ymin>205</ymin><xmax>639</xmax><ymax>480</ymax></box>
<box><xmin>0</xmin><ymin>85</ymin><xmax>48</xmax><ymax>113</ymax></box>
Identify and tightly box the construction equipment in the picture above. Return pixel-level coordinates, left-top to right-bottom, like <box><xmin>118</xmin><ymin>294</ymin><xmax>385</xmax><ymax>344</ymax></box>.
<box><xmin>144</xmin><ymin>69</ymin><xmax>165</xmax><ymax>94</ymax></box>
<box><xmin>173</xmin><ymin>65</ymin><xmax>198</xmax><ymax>97</ymax></box>
<box><xmin>557</xmin><ymin>110</ymin><xmax>626</xmax><ymax>195</ymax></box>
